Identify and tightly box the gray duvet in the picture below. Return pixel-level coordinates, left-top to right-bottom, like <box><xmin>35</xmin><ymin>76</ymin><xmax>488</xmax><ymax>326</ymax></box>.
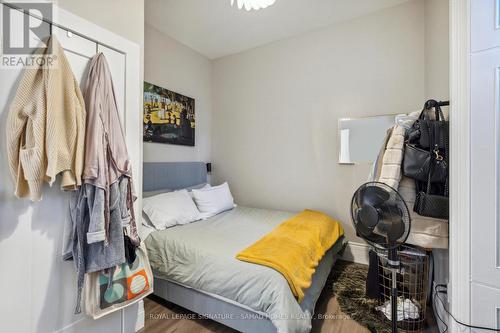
<box><xmin>145</xmin><ymin>206</ymin><xmax>343</xmax><ymax>333</ymax></box>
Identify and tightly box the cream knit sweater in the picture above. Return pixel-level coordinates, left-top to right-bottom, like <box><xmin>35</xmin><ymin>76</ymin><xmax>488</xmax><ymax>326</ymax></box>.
<box><xmin>6</xmin><ymin>37</ymin><xmax>86</xmax><ymax>201</ymax></box>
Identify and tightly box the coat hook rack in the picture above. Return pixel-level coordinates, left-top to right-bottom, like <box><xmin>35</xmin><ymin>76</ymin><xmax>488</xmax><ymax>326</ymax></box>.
<box><xmin>1</xmin><ymin>1</ymin><xmax>125</xmax><ymax>55</ymax></box>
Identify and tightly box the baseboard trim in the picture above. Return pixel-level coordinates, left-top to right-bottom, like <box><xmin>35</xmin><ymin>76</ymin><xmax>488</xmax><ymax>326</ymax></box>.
<box><xmin>341</xmin><ymin>241</ymin><xmax>370</xmax><ymax>265</ymax></box>
<box><xmin>53</xmin><ymin>317</ymin><xmax>86</xmax><ymax>333</ymax></box>
<box><xmin>53</xmin><ymin>304</ymin><xmax>144</xmax><ymax>333</ymax></box>
<box><xmin>135</xmin><ymin>300</ymin><xmax>145</xmax><ymax>332</ymax></box>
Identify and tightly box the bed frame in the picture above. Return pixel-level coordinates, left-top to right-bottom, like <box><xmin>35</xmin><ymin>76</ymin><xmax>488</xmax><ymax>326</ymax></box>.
<box><xmin>142</xmin><ymin>162</ymin><xmax>344</xmax><ymax>333</ymax></box>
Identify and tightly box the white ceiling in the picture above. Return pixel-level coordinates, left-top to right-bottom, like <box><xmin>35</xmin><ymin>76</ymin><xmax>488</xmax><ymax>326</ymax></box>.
<box><xmin>145</xmin><ymin>0</ymin><xmax>411</xmax><ymax>60</ymax></box>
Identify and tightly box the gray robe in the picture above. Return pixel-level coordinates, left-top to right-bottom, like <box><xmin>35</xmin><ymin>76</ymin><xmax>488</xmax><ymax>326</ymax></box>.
<box><xmin>62</xmin><ymin>177</ymin><xmax>131</xmax><ymax>313</ymax></box>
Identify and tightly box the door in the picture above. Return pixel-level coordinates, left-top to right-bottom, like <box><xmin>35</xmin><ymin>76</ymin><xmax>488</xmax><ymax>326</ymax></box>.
<box><xmin>0</xmin><ymin>4</ymin><xmax>141</xmax><ymax>333</ymax></box>
<box><xmin>470</xmin><ymin>0</ymin><xmax>500</xmax><ymax>330</ymax></box>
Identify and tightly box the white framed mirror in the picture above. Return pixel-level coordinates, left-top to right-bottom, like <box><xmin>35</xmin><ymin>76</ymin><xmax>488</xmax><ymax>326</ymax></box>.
<box><xmin>338</xmin><ymin>115</ymin><xmax>397</xmax><ymax>164</ymax></box>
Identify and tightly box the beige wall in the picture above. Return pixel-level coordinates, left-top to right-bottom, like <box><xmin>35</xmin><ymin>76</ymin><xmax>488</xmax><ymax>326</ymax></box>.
<box><xmin>57</xmin><ymin>0</ymin><xmax>144</xmax><ymax>47</ymax></box>
<box><xmin>143</xmin><ymin>24</ymin><xmax>212</xmax><ymax>163</ymax></box>
<box><xmin>211</xmin><ymin>0</ymin><xmax>426</xmax><ymax>243</ymax></box>
<box><xmin>424</xmin><ymin>0</ymin><xmax>450</xmax><ymax>102</ymax></box>
<box><xmin>424</xmin><ymin>0</ymin><xmax>449</xmax><ymax>301</ymax></box>
<box><xmin>58</xmin><ymin>0</ymin><xmax>145</xmax><ymax>139</ymax></box>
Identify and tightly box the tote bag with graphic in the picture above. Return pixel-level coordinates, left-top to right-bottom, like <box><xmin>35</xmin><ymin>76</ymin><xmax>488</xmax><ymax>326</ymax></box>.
<box><xmin>84</xmin><ymin>243</ymin><xmax>153</xmax><ymax>319</ymax></box>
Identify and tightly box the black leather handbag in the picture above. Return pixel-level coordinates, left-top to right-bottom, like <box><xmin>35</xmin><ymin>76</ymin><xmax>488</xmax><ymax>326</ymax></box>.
<box><xmin>405</xmin><ymin>99</ymin><xmax>449</xmax><ymax>219</ymax></box>
<box><xmin>403</xmin><ymin>144</ymin><xmax>447</xmax><ymax>182</ymax></box>
<box><xmin>414</xmin><ymin>191</ymin><xmax>449</xmax><ymax>219</ymax></box>
<box><xmin>419</xmin><ymin>118</ymin><xmax>448</xmax><ymax>149</ymax></box>
<box><xmin>403</xmin><ymin>100</ymin><xmax>448</xmax><ymax>183</ymax></box>
<box><xmin>414</xmin><ymin>161</ymin><xmax>449</xmax><ymax>219</ymax></box>
<box><xmin>407</xmin><ymin>100</ymin><xmax>449</xmax><ymax>149</ymax></box>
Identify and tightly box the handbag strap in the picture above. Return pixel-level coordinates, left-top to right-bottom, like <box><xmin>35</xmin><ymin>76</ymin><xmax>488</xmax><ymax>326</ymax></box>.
<box><xmin>425</xmin><ymin>120</ymin><xmax>434</xmax><ymax>194</ymax></box>
<box><xmin>434</xmin><ymin>105</ymin><xmax>445</xmax><ymax>121</ymax></box>
<box><xmin>424</xmin><ymin>111</ymin><xmax>450</xmax><ymax>197</ymax></box>
<box><xmin>420</xmin><ymin>99</ymin><xmax>445</xmax><ymax>121</ymax></box>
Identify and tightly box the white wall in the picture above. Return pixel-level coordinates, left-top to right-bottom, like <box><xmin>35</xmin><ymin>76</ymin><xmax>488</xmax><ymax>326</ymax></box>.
<box><xmin>143</xmin><ymin>24</ymin><xmax>212</xmax><ymax>163</ymax></box>
<box><xmin>211</xmin><ymin>0</ymin><xmax>425</xmax><ymax>243</ymax></box>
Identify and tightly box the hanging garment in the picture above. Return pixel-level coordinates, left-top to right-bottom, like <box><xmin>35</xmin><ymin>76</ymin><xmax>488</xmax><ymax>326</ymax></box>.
<box><xmin>371</xmin><ymin>110</ymin><xmax>421</xmax><ymax>190</ymax></box>
<box><xmin>376</xmin><ymin>125</ymin><xmax>406</xmax><ymax>189</ymax></box>
<box><xmin>6</xmin><ymin>36</ymin><xmax>86</xmax><ymax>201</ymax></box>
<box><xmin>370</xmin><ymin>111</ymin><xmax>449</xmax><ymax>249</ymax></box>
<box><xmin>63</xmin><ymin>177</ymin><xmax>131</xmax><ymax>313</ymax></box>
<box><xmin>82</xmin><ymin>53</ymin><xmax>139</xmax><ymax>244</ymax></box>
<box><xmin>62</xmin><ymin>53</ymin><xmax>140</xmax><ymax>313</ymax></box>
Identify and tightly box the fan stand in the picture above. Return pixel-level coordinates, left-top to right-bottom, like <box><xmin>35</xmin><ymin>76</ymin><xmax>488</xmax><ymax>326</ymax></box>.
<box><xmin>350</xmin><ymin>182</ymin><xmax>411</xmax><ymax>333</ymax></box>
<box><xmin>387</xmin><ymin>247</ymin><xmax>400</xmax><ymax>333</ymax></box>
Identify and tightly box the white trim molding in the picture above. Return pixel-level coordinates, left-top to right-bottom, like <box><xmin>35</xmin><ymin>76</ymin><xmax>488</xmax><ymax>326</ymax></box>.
<box><xmin>135</xmin><ymin>300</ymin><xmax>146</xmax><ymax>332</ymax></box>
<box><xmin>449</xmin><ymin>0</ymin><xmax>471</xmax><ymax>331</ymax></box>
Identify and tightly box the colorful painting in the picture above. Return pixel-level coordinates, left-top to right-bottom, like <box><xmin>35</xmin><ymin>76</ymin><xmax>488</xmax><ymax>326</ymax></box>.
<box><xmin>143</xmin><ymin>82</ymin><xmax>195</xmax><ymax>146</ymax></box>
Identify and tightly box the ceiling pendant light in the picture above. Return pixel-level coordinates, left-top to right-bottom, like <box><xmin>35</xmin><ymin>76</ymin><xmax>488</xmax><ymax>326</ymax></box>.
<box><xmin>230</xmin><ymin>0</ymin><xmax>276</xmax><ymax>11</ymax></box>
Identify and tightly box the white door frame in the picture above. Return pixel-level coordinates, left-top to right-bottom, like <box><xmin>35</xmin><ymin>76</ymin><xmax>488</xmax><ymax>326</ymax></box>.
<box><xmin>449</xmin><ymin>0</ymin><xmax>471</xmax><ymax>331</ymax></box>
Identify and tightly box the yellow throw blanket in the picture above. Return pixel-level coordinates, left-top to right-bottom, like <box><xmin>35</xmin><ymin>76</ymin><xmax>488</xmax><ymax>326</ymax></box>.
<box><xmin>236</xmin><ymin>209</ymin><xmax>344</xmax><ymax>302</ymax></box>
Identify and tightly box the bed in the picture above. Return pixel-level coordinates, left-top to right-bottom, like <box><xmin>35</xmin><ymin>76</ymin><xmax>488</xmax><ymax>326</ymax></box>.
<box><xmin>141</xmin><ymin>162</ymin><xmax>346</xmax><ymax>333</ymax></box>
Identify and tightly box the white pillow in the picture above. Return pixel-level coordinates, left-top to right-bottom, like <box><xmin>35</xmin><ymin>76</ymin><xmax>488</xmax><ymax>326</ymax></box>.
<box><xmin>142</xmin><ymin>189</ymin><xmax>202</xmax><ymax>229</ymax></box>
<box><xmin>184</xmin><ymin>183</ymin><xmax>211</xmax><ymax>191</ymax></box>
<box><xmin>192</xmin><ymin>182</ymin><xmax>235</xmax><ymax>219</ymax></box>
<box><xmin>187</xmin><ymin>183</ymin><xmax>211</xmax><ymax>198</ymax></box>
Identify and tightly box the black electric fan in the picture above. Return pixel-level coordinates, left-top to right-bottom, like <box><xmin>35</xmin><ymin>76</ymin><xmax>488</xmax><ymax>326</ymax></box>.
<box><xmin>351</xmin><ymin>182</ymin><xmax>411</xmax><ymax>333</ymax></box>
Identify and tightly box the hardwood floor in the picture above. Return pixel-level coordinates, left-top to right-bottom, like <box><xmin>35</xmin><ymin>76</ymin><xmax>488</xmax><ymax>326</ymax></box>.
<box><xmin>141</xmin><ymin>290</ymin><xmax>440</xmax><ymax>333</ymax></box>
<box><xmin>141</xmin><ymin>292</ymin><xmax>369</xmax><ymax>333</ymax></box>
<box><xmin>140</xmin><ymin>288</ymin><xmax>438</xmax><ymax>333</ymax></box>
<box><xmin>140</xmin><ymin>263</ymin><xmax>439</xmax><ymax>333</ymax></box>
<box><xmin>141</xmin><ymin>295</ymin><xmax>238</xmax><ymax>333</ymax></box>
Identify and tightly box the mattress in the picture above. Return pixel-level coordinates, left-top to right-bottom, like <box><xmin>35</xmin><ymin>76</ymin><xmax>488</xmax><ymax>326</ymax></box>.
<box><xmin>145</xmin><ymin>206</ymin><xmax>344</xmax><ymax>333</ymax></box>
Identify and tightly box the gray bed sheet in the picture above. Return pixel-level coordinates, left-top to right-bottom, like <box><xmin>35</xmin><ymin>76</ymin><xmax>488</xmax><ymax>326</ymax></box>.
<box><xmin>145</xmin><ymin>206</ymin><xmax>344</xmax><ymax>333</ymax></box>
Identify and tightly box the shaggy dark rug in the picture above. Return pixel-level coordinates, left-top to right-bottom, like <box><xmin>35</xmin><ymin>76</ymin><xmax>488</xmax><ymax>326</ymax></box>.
<box><xmin>329</xmin><ymin>260</ymin><xmax>392</xmax><ymax>333</ymax></box>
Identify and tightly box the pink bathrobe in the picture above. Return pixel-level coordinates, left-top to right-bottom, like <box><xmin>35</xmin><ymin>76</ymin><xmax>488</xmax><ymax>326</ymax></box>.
<box><xmin>82</xmin><ymin>53</ymin><xmax>139</xmax><ymax>245</ymax></box>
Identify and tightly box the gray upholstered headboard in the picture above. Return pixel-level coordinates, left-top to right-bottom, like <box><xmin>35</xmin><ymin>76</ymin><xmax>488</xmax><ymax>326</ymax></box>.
<box><xmin>143</xmin><ymin>162</ymin><xmax>207</xmax><ymax>192</ymax></box>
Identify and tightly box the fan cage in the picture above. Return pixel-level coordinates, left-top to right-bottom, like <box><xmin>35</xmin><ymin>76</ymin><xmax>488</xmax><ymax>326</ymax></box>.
<box><xmin>376</xmin><ymin>245</ymin><xmax>429</xmax><ymax>332</ymax></box>
<box><xmin>351</xmin><ymin>181</ymin><xmax>412</xmax><ymax>249</ymax></box>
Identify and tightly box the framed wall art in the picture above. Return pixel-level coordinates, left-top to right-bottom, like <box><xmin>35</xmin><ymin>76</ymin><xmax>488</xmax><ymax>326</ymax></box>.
<box><xmin>143</xmin><ymin>82</ymin><xmax>195</xmax><ymax>146</ymax></box>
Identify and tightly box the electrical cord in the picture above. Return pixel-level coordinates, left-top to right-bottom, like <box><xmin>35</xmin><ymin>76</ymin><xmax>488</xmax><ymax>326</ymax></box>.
<box><xmin>433</xmin><ymin>283</ymin><xmax>500</xmax><ymax>332</ymax></box>
<box><xmin>429</xmin><ymin>251</ymin><xmax>447</xmax><ymax>332</ymax></box>
<box><xmin>429</xmin><ymin>251</ymin><xmax>449</xmax><ymax>332</ymax></box>
<box><xmin>433</xmin><ymin>285</ymin><xmax>448</xmax><ymax>332</ymax></box>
